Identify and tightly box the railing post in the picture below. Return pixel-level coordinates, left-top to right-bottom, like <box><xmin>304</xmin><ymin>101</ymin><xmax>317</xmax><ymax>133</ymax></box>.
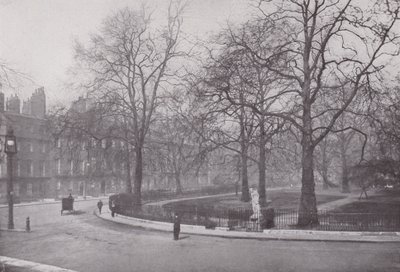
<box><xmin>26</xmin><ymin>217</ymin><xmax>31</xmax><ymax>232</ymax></box>
<box><xmin>195</xmin><ymin>206</ymin><xmax>198</xmax><ymax>225</ymax></box>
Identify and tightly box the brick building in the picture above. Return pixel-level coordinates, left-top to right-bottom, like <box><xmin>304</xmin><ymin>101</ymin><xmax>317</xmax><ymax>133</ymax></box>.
<box><xmin>0</xmin><ymin>88</ymin><xmax>54</xmax><ymax>203</ymax></box>
<box><xmin>0</xmin><ymin>89</ymin><xmax>228</xmax><ymax>204</ymax></box>
<box><xmin>52</xmin><ymin>96</ymin><xmax>127</xmax><ymax>198</ymax></box>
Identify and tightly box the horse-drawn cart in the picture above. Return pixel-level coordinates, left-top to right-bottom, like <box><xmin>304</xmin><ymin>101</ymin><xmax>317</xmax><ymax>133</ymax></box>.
<box><xmin>61</xmin><ymin>197</ymin><xmax>74</xmax><ymax>215</ymax></box>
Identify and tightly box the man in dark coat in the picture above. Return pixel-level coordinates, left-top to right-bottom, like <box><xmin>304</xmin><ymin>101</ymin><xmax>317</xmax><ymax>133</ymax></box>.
<box><xmin>173</xmin><ymin>214</ymin><xmax>181</xmax><ymax>240</ymax></box>
<box><xmin>111</xmin><ymin>200</ymin><xmax>116</xmax><ymax>217</ymax></box>
<box><xmin>97</xmin><ymin>200</ymin><xmax>103</xmax><ymax>214</ymax></box>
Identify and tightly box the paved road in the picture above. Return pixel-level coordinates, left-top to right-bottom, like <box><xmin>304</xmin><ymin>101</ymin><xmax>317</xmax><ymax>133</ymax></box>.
<box><xmin>1</xmin><ymin>201</ymin><xmax>400</xmax><ymax>272</ymax></box>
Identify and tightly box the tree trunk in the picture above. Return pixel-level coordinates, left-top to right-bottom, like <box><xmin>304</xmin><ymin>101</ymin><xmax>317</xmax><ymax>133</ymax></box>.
<box><xmin>298</xmin><ymin>90</ymin><xmax>318</xmax><ymax>227</ymax></box>
<box><xmin>125</xmin><ymin>146</ymin><xmax>132</xmax><ymax>194</ymax></box>
<box><xmin>258</xmin><ymin>120</ymin><xmax>267</xmax><ymax>207</ymax></box>
<box><xmin>134</xmin><ymin>146</ymin><xmax>143</xmax><ymax>205</ymax></box>
<box><xmin>298</xmin><ymin>144</ymin><xmax>319</xmax><ymax>226</ymax></box>
<box><xmin>340</xmin><ymin>140</ymin><xmax>350</xmax><ymax>193</ymax></box>
<box><xmin>239</xmin><ymin>96</ymin><xmax>250</xmax><ymax>202</ymax></box>
<box><xmin>240</xmin><ymin>147</ymin><xmax>250</xmax><ymax>202</ymax></box>
<box><xmin>174</xmin><ymin>171</ymin><xmax>183</xmax><ymax>195</ymax></box>
<box><xmin>322</xmin><ymin>168</ymin><xmax>329</xmax><ymax>190</ymax></box>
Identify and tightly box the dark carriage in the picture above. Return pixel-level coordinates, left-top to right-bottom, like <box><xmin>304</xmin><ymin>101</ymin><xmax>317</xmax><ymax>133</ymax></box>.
<box><xmin>61</xmin><ymin>197</ymin><xmax>74</xmax><ymax>215</ymax></box>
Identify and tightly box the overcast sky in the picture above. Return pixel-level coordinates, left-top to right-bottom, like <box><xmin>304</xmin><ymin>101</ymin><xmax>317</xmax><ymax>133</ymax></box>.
<box><xmin>0</xmin><ymin>0</ymin><xmax>249</xmax><ymax>106</ymax></box>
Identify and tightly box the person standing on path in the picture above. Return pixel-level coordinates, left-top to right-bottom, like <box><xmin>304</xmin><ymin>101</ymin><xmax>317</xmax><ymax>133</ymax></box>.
<box><xmin>173</xmin><ymin>213</ymin><xmax>181</xmax><ymax>240</ymax></box>
<box><xmin>97</xmin><ymin>200</ymin><xmax>103</xmax><ymax>214</ymax></box>
<box><xmin>111</xmin><ymin>200</ymin><xmax>116</xmax><ymax>217</ymax></box>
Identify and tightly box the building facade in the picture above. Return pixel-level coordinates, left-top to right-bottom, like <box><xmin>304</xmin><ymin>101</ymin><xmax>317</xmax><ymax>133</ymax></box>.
<box><xmin>0</xmin><ymin>88</ymin><xmax>54</xmax><ymax>203</ymax></box>
<box><xmin>0</xmin><ymin>90</ymin><xmax>222</xmax><ymax>204</ymax></box>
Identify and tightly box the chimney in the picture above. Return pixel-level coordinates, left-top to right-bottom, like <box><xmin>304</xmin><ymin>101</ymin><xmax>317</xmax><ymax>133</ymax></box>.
<box><xmin>6</xmin><ymin>94</ymin><xmax>21</xmax><ymax>114</ymax></box>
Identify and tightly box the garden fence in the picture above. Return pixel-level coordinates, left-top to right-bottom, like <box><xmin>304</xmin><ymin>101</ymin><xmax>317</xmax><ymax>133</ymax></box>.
<box><xmin>116</xmin><ymin>204</ymin><xmax>400</xmax><ymax>232</ymax></box>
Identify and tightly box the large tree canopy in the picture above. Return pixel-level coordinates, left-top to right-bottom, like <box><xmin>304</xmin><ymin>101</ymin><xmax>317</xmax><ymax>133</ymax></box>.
<box><xmin>226</xmin><ymin>0</ymin><xmax>400</xmax><ymax>226</ymax></box>
<box><xmin>73</xmin><ymin>3</ymin><xmax>185</xmax><ymax>204</ymax></box>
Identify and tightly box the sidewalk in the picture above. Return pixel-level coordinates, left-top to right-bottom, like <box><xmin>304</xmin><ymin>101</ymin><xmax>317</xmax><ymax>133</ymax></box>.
<box><xmin>95</xmin><ymin>193</ymin><xmax>400</xmax><ymax>243</ymax></box>
<box><xmin>0</xmin><ymin>195</ymin><xmax>110</xmax><ymax>209</ymax></box>
<box><xmin>0</xmin><ymin>256</ymin><xmax>77</xmax><ymax>272</ymax></box>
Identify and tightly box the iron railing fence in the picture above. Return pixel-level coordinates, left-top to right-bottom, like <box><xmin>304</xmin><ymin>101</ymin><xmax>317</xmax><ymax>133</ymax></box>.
<box><xmin>116</xmin><ymin>204</ymin><xmax>400</xmax><ymax>232</ymax></box>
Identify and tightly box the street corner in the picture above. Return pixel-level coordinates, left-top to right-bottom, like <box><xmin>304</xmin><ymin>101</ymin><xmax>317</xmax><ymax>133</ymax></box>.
<box><xmin>0</xmin><ymin>256</ymin><xmax>78</xmax><ymax>272</ymax></box>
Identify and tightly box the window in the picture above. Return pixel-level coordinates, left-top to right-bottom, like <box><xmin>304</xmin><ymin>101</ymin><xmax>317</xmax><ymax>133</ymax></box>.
<box><xmin>28</xmin><ymin>142</ymin><xmax>33</xmax><ymax>152</ymax></box>
<box><xmin>27</xmin><ymin>160</ymin><xmax>33</xmax><ymax>176</ymax></box>
<box><xmin>42</xmin><ymin>142</ymin><xmax>46</xmax><ymax>153</ymax></box>
<box><xmin>102</xmin><ymin>139</ymin><xmax>106</xmax><ymax>148</ymax></box>
<box><xmin>27</xmin><ymin>183</ymin><xmax>33</xmax><ymax>196</ymax></box>
<box><xmin>91</xmin><ymin>138</ymin><xmax>95</xmax><ymax>148</ymax></box>
<box><xmin>15</xmin><ymin>183</ymin><xmax>20</xmax><ymax>197</ymax></box>
<box><xmin>56</xmin><ymin>159</ymin><xmax>61</xmax><ymax>175</ymax></box>
<box><xmin>56</xmin><ymin>139</ymin><xmax>61</xmax><ymax>148</ymax></box>
<box><xmin>70</xmin><ymin>160</ymin><xmax>74</xmax><ymax>175</ymax></box>
<box><xmin>112</xmin><ymin>161</ymin><xmax>116</xmax><ymax>171</ymax></box>
<box><xmin>17</xmin><ymin>161</ymin><xmax>20</xmax><ymax>177</ymax></box>
<box><xmin>40</xmin><ymin>161</ymin><xmax>45</xmax><ymax>177</ymax></box>
<box><xmin>112</xmin><ymin>140</ymin><xmax>115</xmax><ymax>148</ymax></box>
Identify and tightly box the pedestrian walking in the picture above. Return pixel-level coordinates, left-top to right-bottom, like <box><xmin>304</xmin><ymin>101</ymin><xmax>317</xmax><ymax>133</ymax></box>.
<box><xmin>97</xmin><ymin>200</ymin><xmax>103</xmax><ymax>214</ymax></box>
<box><xmin>111</xmin><ymin>200</ymin><xmax>116</xmax><ymax>217</ymax></box>
<box><xmin>173</xmin><ymin>213</ymin><xmax>181</xmax><ymax>240</ymax></box>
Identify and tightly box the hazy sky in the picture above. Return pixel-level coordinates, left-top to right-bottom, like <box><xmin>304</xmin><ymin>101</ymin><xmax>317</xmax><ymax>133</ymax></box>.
<box><xmin>0</xmin><ymin>0</ymin><xmax>249</xmax><ymax>106</ymax></box>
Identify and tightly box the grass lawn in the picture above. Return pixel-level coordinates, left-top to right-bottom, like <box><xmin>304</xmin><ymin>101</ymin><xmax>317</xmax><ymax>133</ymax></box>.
<box><xmin>163</xmin><ymin>189</ymin><xmax>346</xmax><ymax>211</ymax></box>
<box><xmin>332</xmin><ymin>188</ymin><xmax>400</xmax><ymax>214</ymax></box>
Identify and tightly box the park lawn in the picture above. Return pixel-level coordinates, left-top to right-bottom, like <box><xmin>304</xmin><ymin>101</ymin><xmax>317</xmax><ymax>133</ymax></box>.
<box><xmin>332</xmin><ymin>188</ymin><xmax>400</xmax><ymax>214</ymax></box>
<box><xmin>163</xmin><ymin>190</ymin><xmax>346</xmax><ymax>211</ymax></box>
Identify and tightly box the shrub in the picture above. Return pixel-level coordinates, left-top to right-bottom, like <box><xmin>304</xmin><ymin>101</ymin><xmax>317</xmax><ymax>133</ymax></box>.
<box><xmin>260</xmin><ymin>208</ymin><xmax>275</xmax><ymax>229</ymax></box>
<box><xmin>204</xmin><ymin>219</ymin><xmax>217</xmax><ymax>229</ymax></box>
<box><xmin>109</xmin><ymin>193</ymin><xmax>136</xmax><ymax>214</ymax></box>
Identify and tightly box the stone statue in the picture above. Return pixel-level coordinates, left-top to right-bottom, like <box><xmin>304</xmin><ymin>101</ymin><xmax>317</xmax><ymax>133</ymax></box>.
<box><xmin>250</xmin><ymin>188</ymin><xmax>260</xmax><ymax>221</ymax></box>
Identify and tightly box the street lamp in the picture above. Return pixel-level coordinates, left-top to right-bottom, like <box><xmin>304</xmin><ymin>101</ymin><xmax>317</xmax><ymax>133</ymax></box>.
<box><xmin>84</xmin><ymin>140</ymin><xmax>91</xmax><ymax>200</ymax></box>
<box><xmin>5</xmin><ymin>127</ymin><xmax>17</xmax><ymax>229</ymax></box>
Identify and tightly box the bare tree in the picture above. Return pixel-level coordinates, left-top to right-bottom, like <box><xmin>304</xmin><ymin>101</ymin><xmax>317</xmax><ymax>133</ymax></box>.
<box><xmin>229</xmin><ymin>0</ymin><xmax>400</xmax><ymax>226</ymax></box>
<box><xmin>73</xmin><ymin>3</ymin><xmax>185</xmax><ymax>204</ymax></box>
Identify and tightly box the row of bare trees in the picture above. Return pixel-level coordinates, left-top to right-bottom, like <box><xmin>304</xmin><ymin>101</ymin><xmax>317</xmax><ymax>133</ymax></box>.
<box><xmin>51</xmin><ymin>0</ymin><xmax>400</xmax><ymax>227</ymax></box>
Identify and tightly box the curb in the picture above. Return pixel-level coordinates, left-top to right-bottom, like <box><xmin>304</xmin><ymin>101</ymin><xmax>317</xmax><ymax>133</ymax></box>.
<box><xmin>0</xmin><ymin>228</ymin><xmax>28</xmax><ymax>233</ymax></box>
<box><xmin>94</xmin><ymin>209</ymin><xmax>400</xmax><ymax>243</ymax></box>
<box><xmin>0</xmin><ymin>256</ymin><xmax>78</xmax><ymax>272</ymax></box>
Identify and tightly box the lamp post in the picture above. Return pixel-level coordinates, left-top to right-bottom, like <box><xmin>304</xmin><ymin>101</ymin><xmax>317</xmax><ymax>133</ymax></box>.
<box><xmin>84</xmin><ymin>140</ymin><xmax>91</xmax><ymax>200</ymax></box>
<box><xmin>5</xmin><ymin>127</ymin><xmax>17</xmax><ymax>229</ymax></box>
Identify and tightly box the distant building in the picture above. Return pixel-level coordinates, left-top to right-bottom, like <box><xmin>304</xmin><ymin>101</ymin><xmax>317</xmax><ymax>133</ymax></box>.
<box><xmin>6</xmin><ymin>94</ymin><xmax>21</xmax><ymax>114</ymax></box>
<box><xmin>0</xmin><ymin>89</ymin><xmax>227</xmax><ymax>204</ymax></box>
<box><xmin>53</xmin><ymin>95</ymin><xmax>126</xmax><ymax>198</ymax></box>
<box><xmin>0</xmin><ymin>88</ymin><xmax>54</xmax><ymax>203</ymax></box>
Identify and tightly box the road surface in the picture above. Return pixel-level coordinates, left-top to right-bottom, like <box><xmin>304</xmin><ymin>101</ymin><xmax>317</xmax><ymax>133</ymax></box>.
<box><xmin>1</xmin><ymin>200</ymin><xmax>399</xmax><ymax>272</ymax></box>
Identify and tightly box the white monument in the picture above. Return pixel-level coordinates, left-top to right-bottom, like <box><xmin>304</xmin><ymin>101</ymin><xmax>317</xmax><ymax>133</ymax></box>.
<box><xmin>249</xmin><ymin>188</ymin><xmax>261</xmax><ymax>221</ymax></box>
